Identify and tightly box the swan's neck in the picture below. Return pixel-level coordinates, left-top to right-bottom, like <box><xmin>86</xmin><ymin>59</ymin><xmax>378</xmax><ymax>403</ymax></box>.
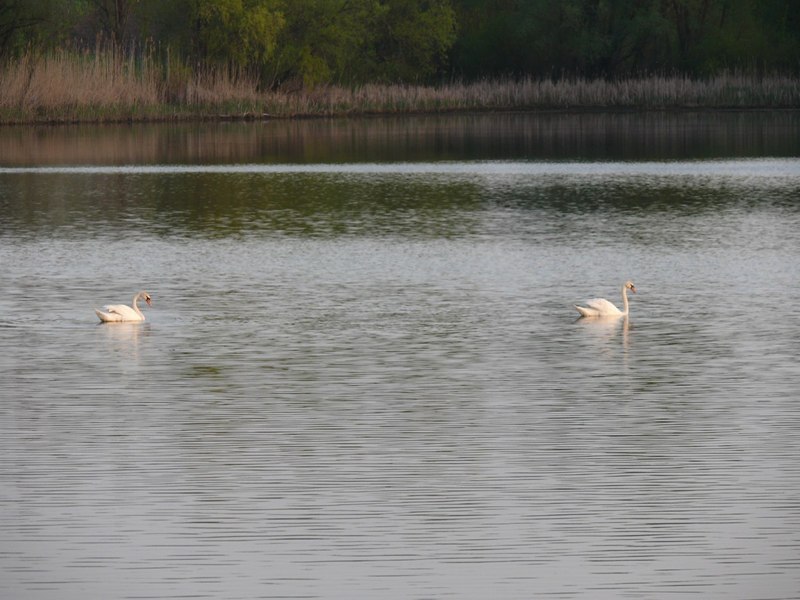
<box><xmin>621</xmin><ymin>285</ymin><xmax>629</xmax><ymax>315</ymax></box>
<box><xmin>132</xmin><ymin>293</ymin><xmax>143</xmax><ymax>317</ymax></box>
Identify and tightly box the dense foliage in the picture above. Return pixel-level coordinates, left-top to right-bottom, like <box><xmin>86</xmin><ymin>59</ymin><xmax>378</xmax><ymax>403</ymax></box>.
<box><xmin>452</xmin><ymin>0</ymin><xmax>800</xmax><ymax>77</ymax></box>
<box><xmin>1</xmin><ymin>0</ymin><xmax>798</xmax><ymax>87</ymax></box>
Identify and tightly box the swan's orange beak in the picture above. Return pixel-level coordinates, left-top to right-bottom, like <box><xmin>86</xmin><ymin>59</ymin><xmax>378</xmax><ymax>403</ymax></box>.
<box><xmin>145</xmin><ymin>297</ymin><xmax>152</xmax><ymax>306</ymax></box>
<box><xmin>630</xmin><ymin>286</ymin><xmax>637</xmax><ymax>294</ymax></box>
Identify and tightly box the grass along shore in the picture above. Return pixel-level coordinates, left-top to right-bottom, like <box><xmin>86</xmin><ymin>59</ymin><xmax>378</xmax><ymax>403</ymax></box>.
<box><xmin>2</xmin><ymin>49</ymin><xmax>799</xmax><ymax>124</ymax></box>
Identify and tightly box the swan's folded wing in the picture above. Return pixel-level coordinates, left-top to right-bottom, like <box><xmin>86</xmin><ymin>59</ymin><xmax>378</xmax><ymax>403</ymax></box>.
<box><xmin>584</xmin><ymin>298</ymin><xmax>619</xmax><ymax>313</ymax></box>
<box><xmin>102</xmin><ymin>304</ymin><xmax>139</xmax><ymax>319</ymax></box>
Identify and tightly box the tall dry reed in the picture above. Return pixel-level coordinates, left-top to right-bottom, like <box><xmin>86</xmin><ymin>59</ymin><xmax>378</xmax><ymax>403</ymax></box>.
<box><xmin>261</xmin><ymin>73</ymin><xmax>799</xmax><ymax>117</ymax></box>
<box><xmin>0</xmin><ymin>48</ymin><xmax>263</xmax><ymax>122</ymax></box>
<box><xmin>1</xmin><ymin>48</ymin><xmax>160</xmax><ymax>119</ymax></box>
<box><xmin>1</xmin><ymin>47</ymin><xmax>798</xmax><ymax>124</ymax></box>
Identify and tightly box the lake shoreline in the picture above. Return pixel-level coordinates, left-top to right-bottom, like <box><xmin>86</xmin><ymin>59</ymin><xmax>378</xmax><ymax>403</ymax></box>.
<box><xmin>3</xmin><ymin>105</ymin><xmax>800</xmax><ymax>128</ymax></box>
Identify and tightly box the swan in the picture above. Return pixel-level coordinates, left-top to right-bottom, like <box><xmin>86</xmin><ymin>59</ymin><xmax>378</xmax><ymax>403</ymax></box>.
<box><xmin>575</xmin><ymin>281</ymin><xmax>636</xmax><ymax>317</ymax></box>
<box><xmin>95</xmin><ymin>291</ymin><xmax>152</xmax><ymax>322</ymax></box>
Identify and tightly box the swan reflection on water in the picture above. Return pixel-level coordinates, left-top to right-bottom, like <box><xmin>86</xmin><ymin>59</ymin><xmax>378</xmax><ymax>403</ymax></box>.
<box><xmin>98</xmin><ymin>321</ymin><xmax>151</xmax><ymax>362</ymax></box>
<box><xmin>576</xmin><ymin>313</ymin><xmax>630</xmax><ymax>354</ymax></box>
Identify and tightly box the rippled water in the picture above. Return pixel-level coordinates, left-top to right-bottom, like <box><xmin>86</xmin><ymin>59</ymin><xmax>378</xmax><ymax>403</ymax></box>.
<box><xmin>1</xmin><ymin>114</ymin><xmax>800</xmax><ymax>599</ymax></box>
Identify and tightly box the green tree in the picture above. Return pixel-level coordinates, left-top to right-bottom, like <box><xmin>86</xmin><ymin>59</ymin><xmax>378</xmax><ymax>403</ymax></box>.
<box><xmin>466</xmin><ymin>0</ymin><xmax>676</xmax><ymax>77</ymax></box>
<box><xmin>4</xmin><ymin>0</ymin><xmax>799</xmax><ymax>84</ymax></box>
<box><xmin>0</xmin><ymin>0</ymin><xmax>79</xmax><ymax>57</ymax></box>
<box><xmin>0</xmin><ymin>0</ymin><xmax>40</xmax><ymax>56</ymax></box>
<box><xmin>88</xmin><ymin>0</ymin><xmax>140</xmax><ymax>42</ymax></box>
<box><xmin>191</xmin><ymin>0</ymin><xmax>284</xmax><ymax>69</ymax></box>
<box><xmin>271</xmin><ymin>0</ymin><xmax>381</xmax><ymax>87</ymax></box>
<box><xmin>270</xmin><ymin>0</ymin><xmax>457</xmax><ymax>87</ymax></box>
<box><xmin>661</xmin><ymin>0</ymin><xmax>798</xmax><ymax>73</ymax></box>
<box><xmin>451</xmin><ymin>0</ymin><xmax>800</xmax><ymax>77</ymax></box>
<box><xmin>752</xmin><ymin>0</ymin><xmax>800</xmax><ymax>71</ymax></box>
<box><xmin>370</xmin><ymin>0</ymin><xmax>457</xmax><ymax>82</ymax></box>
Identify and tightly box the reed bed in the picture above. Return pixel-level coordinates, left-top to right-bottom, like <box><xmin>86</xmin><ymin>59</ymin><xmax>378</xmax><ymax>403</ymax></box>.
<box><xmin>1</xmin><ymin>48</ymin><xmax>798</xmax><ymax>124</ymax></box>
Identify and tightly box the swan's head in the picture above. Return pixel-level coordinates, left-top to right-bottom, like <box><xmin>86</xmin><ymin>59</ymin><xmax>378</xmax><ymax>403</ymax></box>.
<box><xmin>624</xmin><ymin>281</ymin><xmax>637</xmax><ymax>294</ymax></box>
<box><xmin>139</xmin><ymin>291</ymin><xmax>152</xmax><ymax>306</ymax></box>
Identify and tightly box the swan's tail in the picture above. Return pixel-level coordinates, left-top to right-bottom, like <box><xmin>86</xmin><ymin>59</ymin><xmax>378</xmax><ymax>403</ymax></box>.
<box><xmin>574</xmin><ymin>305</ymin><xmax>594</xmax><ymax>318</ymax></box>
<box><xmin>95</xmin><ymin>308</ymin><xmax>119</xmax><ymax>322</ymax></box>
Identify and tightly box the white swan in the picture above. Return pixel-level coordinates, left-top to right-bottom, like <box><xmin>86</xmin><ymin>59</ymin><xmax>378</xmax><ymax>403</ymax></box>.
<box><xmin>575</xmin><ymin>281</ymin><xmax>636</xmax><ymax>317</ymax></box>
<box><xmin>95</xmin><ymin>291</ymin><xmax>152</xmax><ymax>322</ymax></box>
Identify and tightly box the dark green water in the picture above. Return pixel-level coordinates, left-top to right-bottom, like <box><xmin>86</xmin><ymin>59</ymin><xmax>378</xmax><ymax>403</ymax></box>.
<box><xmin>1</xmin><ymin>113</ymin><xmax>799</xmax><ymax>599</ymax></box>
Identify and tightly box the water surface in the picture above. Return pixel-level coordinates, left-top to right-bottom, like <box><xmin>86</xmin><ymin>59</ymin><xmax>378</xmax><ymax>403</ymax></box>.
<box><xmin>1</xmin><ymin>113</ymin><xmax>800</xmax><ymax>599</ymax></box>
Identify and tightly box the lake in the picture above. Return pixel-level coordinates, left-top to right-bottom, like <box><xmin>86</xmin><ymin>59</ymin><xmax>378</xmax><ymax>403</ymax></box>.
<box><xmin>1</xmin><ymin>112</ymin><xmax>800</xmax><ymax>599</ymax></box>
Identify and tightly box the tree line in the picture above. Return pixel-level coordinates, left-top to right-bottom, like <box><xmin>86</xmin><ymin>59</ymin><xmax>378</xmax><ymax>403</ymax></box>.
<box><xmin>2</xmin><ymin>0</ymin><xmax>798</xmax><ymax>88</ymax></box>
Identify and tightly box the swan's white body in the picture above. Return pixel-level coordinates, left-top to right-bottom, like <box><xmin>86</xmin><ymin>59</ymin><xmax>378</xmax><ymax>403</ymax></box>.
<box><xmin>575</xmin><ymin>281</ymin><xmax>636</xmax><ymax>317</ymax></box>
<box><xmin>95</xmin><ymin>291</ymin><xmax>152</xmax><ymax>322</ymax></box>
